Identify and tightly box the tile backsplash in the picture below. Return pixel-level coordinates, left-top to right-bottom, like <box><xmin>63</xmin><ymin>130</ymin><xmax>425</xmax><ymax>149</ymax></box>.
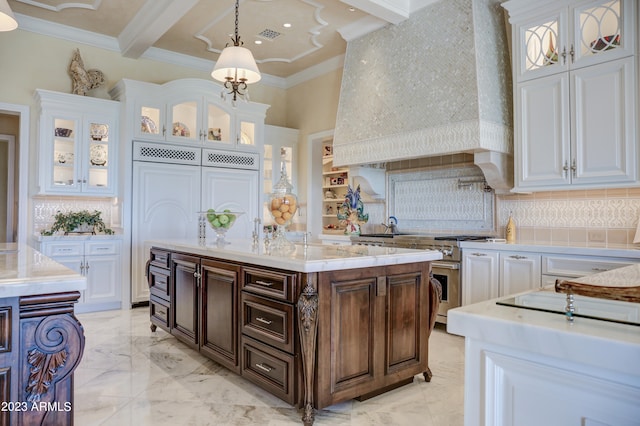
<box><xmin>497</xmin><ymin>189</ymin><xmax>640</xmax><ymax>246</ymax></box>
<box><xmin>387</xmin><ymin>156</ymin><xmax>640</xmax><ymax>245</ymax></box>
<box><xmin>33</xmin><ymin>196</ymin><xmax>118</xmax><ymax>234</ymax></box>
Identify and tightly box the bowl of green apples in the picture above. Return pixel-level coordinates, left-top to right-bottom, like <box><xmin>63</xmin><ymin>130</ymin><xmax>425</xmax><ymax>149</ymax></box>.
<box><xmin>203</xmin><ymin>209</ymin><xmax>244</xmax><ymax>246</ymax></box>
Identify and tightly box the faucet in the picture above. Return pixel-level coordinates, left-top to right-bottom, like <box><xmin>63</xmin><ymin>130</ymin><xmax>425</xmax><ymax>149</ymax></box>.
<box><xmin>382</xmin><ymin>216</ymin><xmax>399</xmax><ymax>234</ymax></box>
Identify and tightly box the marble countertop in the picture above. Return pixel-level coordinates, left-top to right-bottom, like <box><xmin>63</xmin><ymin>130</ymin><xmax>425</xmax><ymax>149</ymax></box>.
<box><xmin>32</xmin><ymin>232</ymin><xmax>124</xmax><ymax>242</ymax></box>
<box><xmin>447</xmin><ymin>291</ymin><xmax>640</xmax><ymax>378</ymax></box>
<box><xmin>0</xmin><ymin>243</ymin><xmax>86</xmax><ymax>298</ymax></box>
<box><xmin>147</xmin><ymin>238</ymin><xmax>442</xmax><ymax>273</ymax></box>
<box><xmin>460</xmin><ymin>240</ymin><xmax>640</xmax><ymax>258</ymax></box>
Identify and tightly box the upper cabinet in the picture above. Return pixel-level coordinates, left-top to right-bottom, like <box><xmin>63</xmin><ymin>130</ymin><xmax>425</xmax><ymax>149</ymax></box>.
<box><xmin>503</xmin><ymin>0</ymin><xmax>638</xmax><ymax>192</ymax></box>
<box><xmin>112</xmin><ymin>79</ymin><xmax>268</xmax><ymax>152</ymax></box>
<box><xmin>511</xmin><ymin>0</ymin><xmax>635</xmax><ymax>82</ymax></box>
<box><xmin>34</xmin><ymin>89</ymin><xmax>119</xmax><ymax>196</ymax></box>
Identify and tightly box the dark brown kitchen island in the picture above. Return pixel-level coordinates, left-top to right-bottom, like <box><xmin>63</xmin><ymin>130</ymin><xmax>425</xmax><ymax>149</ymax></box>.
<box><xmin>145</xmin><ymin>239</ymin><xmax>442</xmax><ymax>425</ymax></box>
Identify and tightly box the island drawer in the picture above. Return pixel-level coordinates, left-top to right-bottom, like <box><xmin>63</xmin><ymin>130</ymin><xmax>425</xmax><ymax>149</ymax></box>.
<box><xmin>242</xmin><ymin>267</ymin><xmax>299</xmax><ymax>302</ymax></box>
<box><xmin>148</xmin><ymin>265</ymin><xmax>171</xmax><ymax>301</ymax></box>
<box><xmin>150</xmin><ymin>295</ymin><xmax>171</xmax><ymax>332</ymax></box>
<box><xmin>241</xmin><ymin>292</ymin><xmax>295</xmax><ymax>353</ymax></box>
<box><xmin>241</xmin><ymin>336</ymin><xmax>298</xmax><ymax>405</ymax></box>
<box><xmin>149</xmin><ymin>248</ymin><xmax>171</xmax><ymax>269</ymax></box>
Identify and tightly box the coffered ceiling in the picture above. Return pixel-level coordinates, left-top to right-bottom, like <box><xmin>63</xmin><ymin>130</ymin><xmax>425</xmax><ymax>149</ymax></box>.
<box><xmin>9</xmin><ymin>0</ymin><xmax>438</xmax><ymax>81</ymax></box>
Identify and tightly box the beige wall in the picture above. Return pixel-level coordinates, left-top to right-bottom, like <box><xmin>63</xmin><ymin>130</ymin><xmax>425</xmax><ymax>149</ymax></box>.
<box><xmin>284</xmin><ymin>68</ymin><xmax>343</xmax><ymax>214</ymax></box>
<box><xmin>0</xmin><ymin>30</ymin><xmax>288</xmax><ymax>123</ymax></box>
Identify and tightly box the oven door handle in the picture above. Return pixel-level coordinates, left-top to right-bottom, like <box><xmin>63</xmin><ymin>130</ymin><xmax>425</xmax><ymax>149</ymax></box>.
<box><xmin>431</xmin><ymin>261</ymin><xmax>459</xmax><ymax>270</ymax></box>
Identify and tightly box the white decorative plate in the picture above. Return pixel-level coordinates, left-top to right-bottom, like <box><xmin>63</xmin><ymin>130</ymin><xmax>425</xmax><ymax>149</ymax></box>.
<box><xmin>172</xmin><ymin>122</ymin><xmax>190</xmax><ymax>137</ymax></box>
<box><xmin>141</xmin><ymin>116</ymin><xmax>157</xmax><ymax>134</ymax></box>
<box><xmin>90</xmin><ymin>145</ymin><xmax>107</xmax><ymax>166</ymax></box>
<box><xmin>90</xmin><ymin>123</ymin><xmax>108</xmax><ymax>140</ymax></box>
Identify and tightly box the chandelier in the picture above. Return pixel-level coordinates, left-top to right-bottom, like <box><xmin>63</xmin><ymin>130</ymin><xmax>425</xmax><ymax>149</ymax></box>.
<box><xmin>211</xmin><ymin>0</ymin><xmax>261</xmax><ymax>103</ymax></box>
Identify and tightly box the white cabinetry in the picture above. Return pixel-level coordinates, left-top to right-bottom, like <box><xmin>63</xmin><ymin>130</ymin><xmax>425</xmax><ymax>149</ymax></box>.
<box><xmin>37</xmin><ymin>238</ymin><xmax>122</xmax><ymax>313</ymax></box>
<box><xmin>463</xmin><ymin>250</ymin><xmax>540</xmax><ymax>305</ymax></box>
<box><xmin>503</xmin><ymin>0</ymin><xmax>638</xmax><ymax>191</ymax></box>
<box><xmin>500</xmin><ymin>251</ymin><xmax>541</xmax><ymax>296</ymax></box>
<box><xmin>463</xmin><ymin>246</ymin><xmax>637</xmax><ymax>305</ymax></box>
<box><xmin>131</xmin><ymin>142</ymin><xmax>260</xmax><ymax>304</ymax></box>
<box><xmin>34</xmin><ymin>89</ymin><xmax>119</xmax><ymax>196</ymax></box>
<box><xmin>541</xmin><ymin>253</ymin><xmax>636</xmax><ymax>285</ymax></box>
<box><xmin>462</xmin><ymin>250</ymin><xmax>499</xmax><ymax>305</ymax></box>
<box><xmin>113</xmin><ymin>78</ymin><xmax>268</xmax><ymax>151</ymax></box>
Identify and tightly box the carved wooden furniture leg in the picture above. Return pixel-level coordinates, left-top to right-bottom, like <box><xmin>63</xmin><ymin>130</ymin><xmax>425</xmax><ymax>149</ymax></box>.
<box><xmin>423</xmin><ymin>368</ymin><xmax>433</xmax><ymax>382</ymax></box>
<box><xmin>19</xmin><ymin>292</ymin><xmax>85</xmax><ymax>425</ymax></box>
<box><xmin>297</xmin><ymin>274</ymin><xmax>318</xmax><ymax>426</ymax></box>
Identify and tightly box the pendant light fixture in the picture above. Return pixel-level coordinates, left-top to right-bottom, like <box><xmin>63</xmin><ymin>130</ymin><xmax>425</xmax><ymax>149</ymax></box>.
<box><xmin>0</xmin><ymin>0</ymin><xmax>18</xmax><ymax>32</ymax></box>
<box><xmin>211</xmin><ymin>0</ymin><xmax>261</xmax><ymax>103</ymax></box>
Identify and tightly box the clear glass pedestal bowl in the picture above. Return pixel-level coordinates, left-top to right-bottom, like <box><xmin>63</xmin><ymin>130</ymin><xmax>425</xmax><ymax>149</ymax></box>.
<box><xmin>268</xmin><ymin>193</ymin><xmax>297</xmax><ymax>251</ymax></box>
<box><xmin>203</xmin><ymin>210</ymin><xmax>244</xmax><ymax>247</ymax></box>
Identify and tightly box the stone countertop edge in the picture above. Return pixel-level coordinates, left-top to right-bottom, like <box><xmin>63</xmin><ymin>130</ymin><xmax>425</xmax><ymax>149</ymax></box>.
<box><xmin>32</xmin><ymin>231</ymin><xmax>124</xmax><ymax>242</ymax></box>
<box><xmin>146</xmin><ymin>238</ymin><xmax>443</xmax><ymax>273</ymax></box>
<box><xmin>447</xmin><ymin>296</ymin><xmax>640</xmax><ymax>379</ymax></box>
<box><xmin>0</xmin><ymin>244</ymin><xmax>86</xmax><ymax>298</ymax></box>
<box><xmin>460</xmin><ymin>240</ymin><xmax>640</xmax><ymax>258</ymax></box>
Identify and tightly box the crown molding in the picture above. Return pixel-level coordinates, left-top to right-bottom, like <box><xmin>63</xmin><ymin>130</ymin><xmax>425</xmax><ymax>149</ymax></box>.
<box><xmin>337</xmin><ymin>15</ymin><xmax>387</xmax><ymax>42</ymax></box>
<box><xmin>284</xmin><ymin>54</ymin><xmax>344</xmax><ymax>89</ymax></box>
<box><xmin>16</xmin><ymin>13</ymin><xmax>120</xmax><ymax>52</ymax></box>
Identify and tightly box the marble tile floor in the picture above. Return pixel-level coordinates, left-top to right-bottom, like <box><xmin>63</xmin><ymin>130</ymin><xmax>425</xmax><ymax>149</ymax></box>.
<box><xmin>74</xmin><ymin>307</ymin><xmax>465</xmax><ymax>426</ymax></box>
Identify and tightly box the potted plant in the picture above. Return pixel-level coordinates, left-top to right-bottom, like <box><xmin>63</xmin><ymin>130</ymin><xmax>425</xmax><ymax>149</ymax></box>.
<box><xmin>40</xmin><ymin>210</ymin><xmax>114</xmax><ymax>236</ymax></box>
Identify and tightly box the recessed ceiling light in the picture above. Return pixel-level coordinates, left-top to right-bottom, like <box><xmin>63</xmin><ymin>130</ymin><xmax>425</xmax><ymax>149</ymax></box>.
<box><xmin>348</xmin><ymin>7</ymin><xmax>356</xmax><ymax>12</ymax></box>
<box><xmin>283</xmin><ymin>23</ymin><xmax>292</xmax><ymax>28</ymax></box>
<box><xmin>254</xmin><ymin>40</ymin><xmax>262</xmax><ymax>45</ymax></box>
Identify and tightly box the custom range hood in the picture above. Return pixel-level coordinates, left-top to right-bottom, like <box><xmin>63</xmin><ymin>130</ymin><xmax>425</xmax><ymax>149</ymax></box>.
<box><xmin>333</xmin><ymin>0</ymin><xmax>514</xmax><ymax>192</ymax></box>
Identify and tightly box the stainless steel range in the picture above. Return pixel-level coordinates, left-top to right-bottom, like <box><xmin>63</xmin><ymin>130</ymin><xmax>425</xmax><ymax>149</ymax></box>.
<box><xmin>351</xmin><ymin>234</ymin><xmax>491</xmax><ymax>324</ymax></box>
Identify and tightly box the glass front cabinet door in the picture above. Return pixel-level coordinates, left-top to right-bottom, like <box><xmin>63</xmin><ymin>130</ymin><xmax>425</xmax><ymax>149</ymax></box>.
<box><xmin>36</xmin><ymin>89</ymin><xmax>119</xmax><ymax>196</ymax></box>
<box><xmin>513</xmin><ymin>0</ymin><xmax>633</xmax><ymax>82</ymax></box>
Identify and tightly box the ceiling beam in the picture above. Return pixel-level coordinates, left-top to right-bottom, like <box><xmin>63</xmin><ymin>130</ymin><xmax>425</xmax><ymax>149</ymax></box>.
<box><xmin>340</xmin><ymin>0</ymin><xmax>441</xmax><ymax>25</ymax></box>
<box><xmin>118</xmin><ymin>0</ymin><xmax>199</xmax><ymax>59</ymax></box>
<box><xmin>340</xmin><ymin>0</ymin><xmax>410</xmax><ymax>25</ymax></box>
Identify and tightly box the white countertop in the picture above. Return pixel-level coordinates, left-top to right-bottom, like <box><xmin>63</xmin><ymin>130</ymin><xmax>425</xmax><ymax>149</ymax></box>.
<box><xmin>447</xmin><ymin>291</ymin><xmax>640</xmax><ymax>378</ymax></box>
<box><xmin>33</xmin><ymin>232</ymin><xmax>124</xmax><ymax>242</ymax></box>
<box><xmin>0</xmin><ymin>243</ymin><xmax>86</xmax><ymax>298</ymax></box>
<box><xmin>146</xmin><ymin>238</ymin><xmax>442</xmax><ymax>273</ymax></box>
<box><xmin>460</xmin><ymin>239</ymin><xmax>640</xmax><ymax>258</ymax></box>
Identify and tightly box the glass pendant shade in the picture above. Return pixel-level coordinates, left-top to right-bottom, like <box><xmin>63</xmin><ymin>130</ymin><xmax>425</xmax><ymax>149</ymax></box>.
<box><xmin>0</xmin><ymin>0</ymin><xmax>18</xmax><ymax>32</ymax></box>
<box><xmin>211</xmin><ymin>46</ymin><xmax>261</xmax><ymax>84</ymax></box>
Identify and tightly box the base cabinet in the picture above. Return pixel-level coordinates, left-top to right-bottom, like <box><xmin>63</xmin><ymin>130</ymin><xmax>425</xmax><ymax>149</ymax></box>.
<box><xmin>315</xmin><ymin>262</ymin><xmax>431</xmax><ymax>409</ymax></box>
<box><xmin>169</xmin><ymin>253</ymin><xmax>241</xmax><ymax>371</ymax></box>
<box><xmin>148</xmin><ymin>247</ymin><xmax>435</xmax><ymax>423</ymax></box>
<box><xmin>200</xmin><ymin>258</ymin><xmax>241</xmax><ymax>373</ymax></box>
<box><xmin>37</xmin><ymin>239</ymin><xmax>122</xmax><ymax>313</ymax></box>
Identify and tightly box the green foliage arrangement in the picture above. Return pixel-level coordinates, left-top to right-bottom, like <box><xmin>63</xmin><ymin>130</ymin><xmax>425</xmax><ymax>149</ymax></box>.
<box><xmin>40</xmin><ymin>210</ymin><xmax>114</xmax><ymax>236</ymax></box>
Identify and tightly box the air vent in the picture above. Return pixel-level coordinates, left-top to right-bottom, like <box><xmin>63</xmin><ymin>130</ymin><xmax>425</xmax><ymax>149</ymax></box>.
<box><xmin>133</xmin><ymin>142</ymin><xmax>201</xmax><ymax>165</ymax></box>
<box><xmin>203</xmin><ymin>149</ymin><xmax>259</xmax><ymax>170</ymax></box>
<box><xmin>257</xmin><ymin>28</ymin><xmax>281</xmax><ymax>40</ymax></box>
